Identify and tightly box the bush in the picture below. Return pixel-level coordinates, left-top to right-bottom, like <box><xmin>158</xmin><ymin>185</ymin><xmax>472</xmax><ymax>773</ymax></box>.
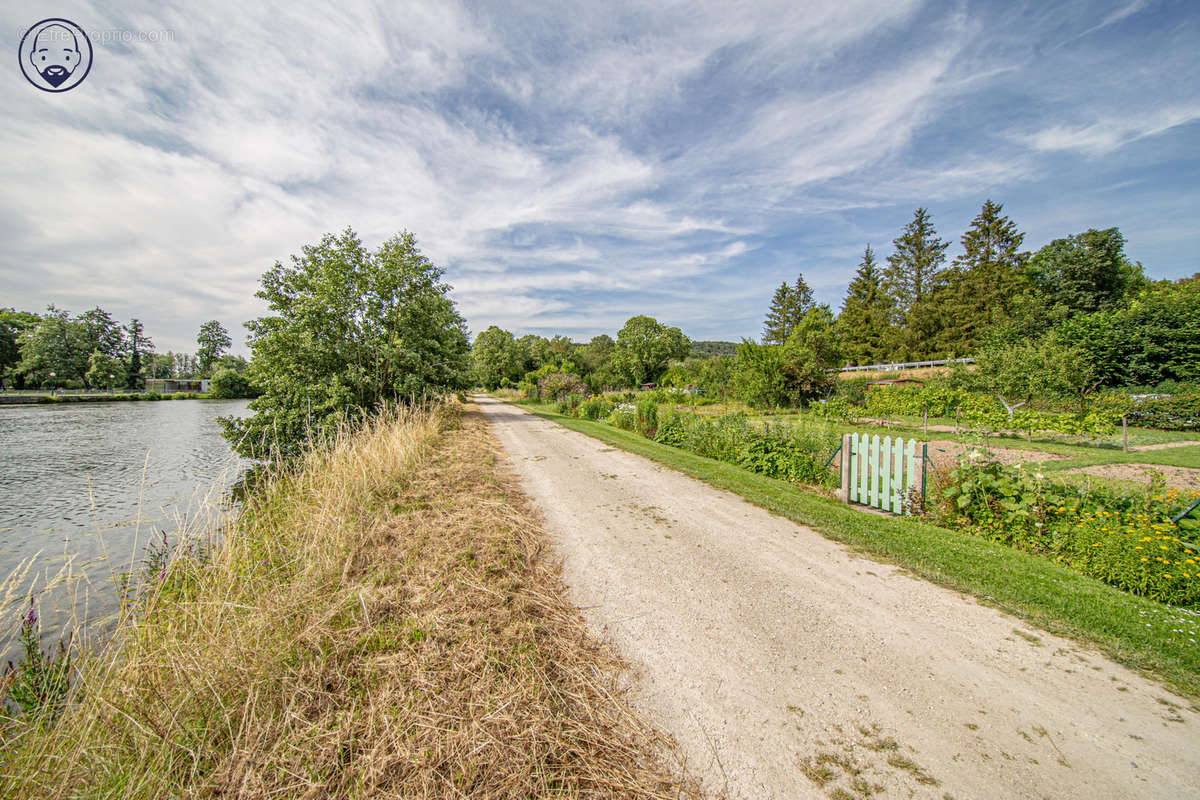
<box><xmin>1127</xmin><ymin>391</ymin><xmax>1200</xmax><ymax>431</ymax></box>
<box><xmin>210</xmin><ymin>368</ymin><xmax>260</xmax><ymax>399</ymax></box>
<box><xmin>635</xmin><ymin>398</ymin><xmax>658</xmax><ymax>438</ymax></box>
<box><xmin>737</xmin><ymin>432</ymin><xmax>833</xmax><ymax>486</ymax></box>
<box><xmin>607</xmin><ymin>403</ymin><xmax>637</xmax><ymax>431</ymax></box>
<box><xmin>938</xmin><ymin>458</ymin><xmax>1200</xmax><ymax>606</ymax></box>
<box><xmin>580</xmin><ymin>397</ymin><xmax>611</xmax><ymax>421</ymax></box>
<box><xmin>538</xmin><ymin>372</ymin><xmax>586</xmax><ymax>402</ymax></box>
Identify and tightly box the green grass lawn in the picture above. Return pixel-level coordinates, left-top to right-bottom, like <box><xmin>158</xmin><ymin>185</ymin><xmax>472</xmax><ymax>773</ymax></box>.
<box><xmin>514</xmin><ymin>399</ymin><xmax>1200</xmax><ymax>699</ymax></box>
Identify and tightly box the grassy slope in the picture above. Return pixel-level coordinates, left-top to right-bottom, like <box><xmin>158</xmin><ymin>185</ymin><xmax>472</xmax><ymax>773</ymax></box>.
<box><xmin>0</xmin><ymin>405</ymin><xmax>694</xmax><ymax>799</ymax></box>
<box><xmin>517</xmin><ymin>401</ymin><xmax>1200</xmax><ymax>698</ymax></box>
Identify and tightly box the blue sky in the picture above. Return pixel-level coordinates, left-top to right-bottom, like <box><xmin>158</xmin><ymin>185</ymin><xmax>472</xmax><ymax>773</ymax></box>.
<box><xmin>2</xmin><ymin>1</ymin><xmax>1198</xmax><ymax>353</ymax></box>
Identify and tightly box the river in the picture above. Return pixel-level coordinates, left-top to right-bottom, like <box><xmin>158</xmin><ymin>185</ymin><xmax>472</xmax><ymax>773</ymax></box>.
<box><xmin>0</xmin><ymin>399</ymin><xmax>251</xmax><ymax>659</ymax></box>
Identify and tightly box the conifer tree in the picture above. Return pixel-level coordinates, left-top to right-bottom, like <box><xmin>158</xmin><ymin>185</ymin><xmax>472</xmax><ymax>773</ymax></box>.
<box><xmin>762</xmin><ymin>274</ymin><xmax>813</xmax><ymax>344</ymax></box>
<box><xmin>884</xmin><ymin>208</ymin><xmax>949</xmax><ymax>359</ymax></box>
<box><xmin>935</xmin><ymin>199</ymin><xmax>1028</xmax><ymax>354</ymax></box>
<box><xmin>837</xmin><ymin>245</ymin><xmax>893</xmax><ymax>365</ymax></box>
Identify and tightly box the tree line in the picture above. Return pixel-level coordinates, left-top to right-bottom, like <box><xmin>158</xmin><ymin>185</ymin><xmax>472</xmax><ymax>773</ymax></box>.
<box><xmin>472</xmin><ymin>200</ymin><xmax>1197</xmax><ymax>412</ymax></box>
<box><xmin>0</xmin><ymin>308</ymin><xmax>246</xmax><ymax>391</ymax></box>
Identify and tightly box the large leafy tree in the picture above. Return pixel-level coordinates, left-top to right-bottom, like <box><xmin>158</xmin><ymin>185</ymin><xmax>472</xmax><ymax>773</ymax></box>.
<box><xmin>223</xmin><ymin>228</ymin><xmax>470</xmax><ymax>459</ymax></box>
<box><xmin>763</xmin><ymin>274</ymin><xmax>814</xmax><ymax>345</ymax></box>
<box><xmin>0</xmin><ymin>309</ymin><xmax>40</xmax><ymax>388</ymax></box>
<box><xmin>1027</xmin><ymin>227</ymin><xmax>1143</xmax><ymax>315</ymax></box>
<box><xmin>124</xmin><ymin>318</ymin><xmax>153</xmax><ymax>389</ymax></box>
<box><xmin>837</xmin><ymin>245</ymin><xmax>892</xmax><ymax>365</ymax></box>
<box><xmin>18</xmin><ymin>306</ymin><xmax>89</xmax><ymax>387</ymax></box>
<box><xmin>935</xmin><ymin>200</ymin><xmax>1028</xmax><ymax>354</ymax></box>
<box><xmin>611</xmin><ymin>315</ymin><xmax>690</xmax><ymax>386</ymax></box>
<box><xmin>471</xmin><ymin>325</ymin><xmax>523</xmax><ymax>389</ymax></box>
<box><xmin>1057</xmin><ymin>273</ymin><xmax>1200</xmax><ymax>387</ymax></box>
<box><xmin>78</xmin><ymin>307</ymin><xmax>125</xmax><ymax>360</ymax></box>
<box><xmin>196</xmin><ymin>320</ymin><xmax>232</xmax><ymax>377</ymax></box>
<box><xmin>884</xmin><ymin>208</ymin><xmax>949</xmax><ymax>359</ymax></box>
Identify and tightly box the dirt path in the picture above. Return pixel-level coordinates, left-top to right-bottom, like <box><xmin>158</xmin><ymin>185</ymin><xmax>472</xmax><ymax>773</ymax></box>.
<box><xmin>476</xmin><ymin>397</ymin><xmax>1200</xmax><ymax>800</ymax></box>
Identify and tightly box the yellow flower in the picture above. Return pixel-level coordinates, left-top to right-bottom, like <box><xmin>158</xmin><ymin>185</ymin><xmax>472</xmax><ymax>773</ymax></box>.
<box><xmin>1141</xmin><ymin>557</ymin><xmax>1150</xmax><ymax>562</ymax></box>
<box><xmin>1165</xmin><ymin>574</ymin><xmax>1173</xmax><ymax>579</ymax></box>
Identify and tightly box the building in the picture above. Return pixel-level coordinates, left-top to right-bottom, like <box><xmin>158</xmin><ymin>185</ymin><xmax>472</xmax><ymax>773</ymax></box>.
<box><xmin>145</xmin><ymin>378</ymin><xmax>211</xmax><ymax>394</ymax></box>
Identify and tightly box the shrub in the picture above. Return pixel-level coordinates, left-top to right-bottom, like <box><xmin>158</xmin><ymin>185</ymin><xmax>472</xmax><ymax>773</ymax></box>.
<box><xmin>210</xmin><ymin>368</ymin><xmax>260</xmax><ymax>399</ymax></box>
<box><xmin>635</xmin><ymin>398</ymin><xmax>658</xmax><ymax>438</ymax></box>
<box><xmin>1127</xmin><ymin>391</ymin><xmax>1200</xmax><ymax>431</ymax></box>
<box><xmin>607</xmin><ymin>403</ymin><xmax>637</xmax><ymax>431</ymax></box>
<box><xmin>580</xmin><ymin>397</ymin><xmax>611</xmax><ymax>421</ymax></box>
<box><xmin>538</xmin><ymin>372</ymin><xmax>586</xmax><ymax>402</ymax></box>
<box><xmin>939</xmin><ymin>457</ymin><xmax>1200</xmax><ymax>606</ymax></box>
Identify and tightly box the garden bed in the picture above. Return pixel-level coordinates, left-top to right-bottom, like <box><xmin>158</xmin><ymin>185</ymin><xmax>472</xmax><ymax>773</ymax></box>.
<box><xmin>1068</xmin><ymin>463</ymin><xmax>1200</xmax><ymax>491</ymax></box>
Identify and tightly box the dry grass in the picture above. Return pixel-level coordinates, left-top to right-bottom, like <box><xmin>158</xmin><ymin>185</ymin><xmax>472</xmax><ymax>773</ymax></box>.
<box><xmin>0</xmin><ymin>402</ymin><xmax>697</xmax><ymax>798</ymax></box>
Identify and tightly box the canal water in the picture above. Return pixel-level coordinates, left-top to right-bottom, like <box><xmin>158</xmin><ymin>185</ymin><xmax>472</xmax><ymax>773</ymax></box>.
<box><xmin>0</xmin><ymin>399</ymin><xmax>251</xmax><ymax>659</ymax></box>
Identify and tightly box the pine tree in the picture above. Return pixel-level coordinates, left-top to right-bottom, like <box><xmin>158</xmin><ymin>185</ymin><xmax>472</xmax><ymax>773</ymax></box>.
<box><xmin>763</xmin><ymin>274</ymin><xmax>813</xmax><ymax>344</ymax></box>
<box><xmin>837</xmin><ymin>245</ymin><xmax>893</xmax><ymax>365</ymax></box>
<box><xmin>935</xmin><ymin>200</ymin><xmax>1028</xmax><ymax>355</ymax></box>
<box><xmin>884</xmin><ymin>208</ymin><xmax>949</xmax><ymax>359</ymax></box>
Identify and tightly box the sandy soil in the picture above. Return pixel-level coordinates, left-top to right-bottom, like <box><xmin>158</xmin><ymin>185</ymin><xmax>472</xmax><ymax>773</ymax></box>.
<box><xmin>924</xmin><ymin>439</ymin><xmax>1065</xmax><ymax>472</ymax></box>
<box><xmin>476</xmin><ymin>396</ymin><xmax>1200</xmax><ymax>800</ymax></box>
<box><xmin>1129</xmin><ymin>440</ymin><xmax>1200</xmax><ymax>452</ymax></box>
<box><xmin>1069</xmin><ymin>463</ymin><xmax>1200</xmax><ymax>491</ymax></box>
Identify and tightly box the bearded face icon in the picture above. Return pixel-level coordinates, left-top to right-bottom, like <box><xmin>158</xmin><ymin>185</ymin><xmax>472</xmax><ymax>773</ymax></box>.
<box><xmin>29</xmin><ymin>24</ymin><xmax>81</xmax><ymax>88</ymax></box>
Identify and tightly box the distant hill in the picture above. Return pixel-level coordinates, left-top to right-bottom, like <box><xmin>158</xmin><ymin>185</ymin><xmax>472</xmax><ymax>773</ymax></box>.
<box><xmin>689</xmin><ymin>340</ymin><xmax>739</xmax><ymax>358</ymax></box>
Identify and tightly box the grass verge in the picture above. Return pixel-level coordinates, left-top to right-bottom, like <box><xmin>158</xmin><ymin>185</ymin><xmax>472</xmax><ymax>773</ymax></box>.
<box><xmin>516</xmin><ymin>401</ymin><xmax>1200</xmax><ymax>699</ymax></box>
<box><xmin>0</xmin><ymin>402</ymin><xmax>696</xmax><ymax>798</ymax></box>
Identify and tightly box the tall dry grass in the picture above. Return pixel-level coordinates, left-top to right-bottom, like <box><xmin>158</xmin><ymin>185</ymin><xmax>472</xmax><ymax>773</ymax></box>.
<box><xmin>0</xmin><ymin>402</ymin><xmax>695</xmax><ymax>798</ymax></box>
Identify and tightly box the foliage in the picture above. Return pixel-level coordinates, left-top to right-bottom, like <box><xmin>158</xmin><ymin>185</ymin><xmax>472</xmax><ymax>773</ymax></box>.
<box><xmin>934</xmin><ymin>200</ymin><xmax>1029</xmax><ymax>354</ymax></box>
<box><xmin>1027</xmin><ymin>227</ymin><xmax>1144</xmax><ymax>315</ymax></box>
<box><xmin>762</xmin><ymin>275</ymin><xmax>813</xmax><ymax>345</ymax></box>
<box><xmin>688</xmin><ymin>340</ymin><xmax>739</xmax><ymax>358</ymax></box>
<box><xmin>938</xmin><ymin>458</ymin><xmax>1200</xmax><ymax>606</ymax></box>
<box><xmin>537</xmin><ymin>370</ymin><xmax>585</xmax><ymax>401</ymax></box>
<box><xmin>85</xmin><ymin>349</ymin><xmax>124</xmax><ymax>391</ymax></box>
<box><xmin>222</xmin><ymin>228</ymin><xmax>469</xmax><ymax>460</ymax></box>
<box><xmin>884</xmin><ymin>207</ymin><xmax>949</xmax><ymax>359</ymax></box>
<box><xmin>471</xmin><ymin>325</ymin><xmax>525</xmax><ymax>389</ymax></box>
<box><xmin>579</xmin><ymin>396</ymin><xmax>613</xmax><ymax>420</ymax></box>
<box><xmin>737</xmin><ymin>424</ymin><xmax>837</xmax><ymax>486</ymax></box>
<box><xmin>0</xmin><ymin>309</ymin><xmax>39</xmax><ymax>389</ymax></box>
<box><xmin>209</xmin><ymin>367</ymin><xmax>260</xmax><ymax>399</ymax></box>
<box><xmin>837</xmin><ymin>245</ymin><xmax>892</xmax><ymax>366</ymax></box>
<box><xmin>2</xmin><ymin>602</ymin><xmax>72</xmax><ymax>718</ymax></box>
<box><xmin>611</xmin><ymin>315</ymin><xmax>690</xmax><ymax>387</ymax></box>
<box><xmin>1056</xmin><ymin>274</ymin><xmax>1200</xmax><ymax>388</ymax></box>
<box><xmin>635</xmin><ymin>398</ymin><xmax>658</xmax><ymax>438</ymax></box>
<box><xmin>196</xmin><ymin>320</ymin><xmax>232</xmax><ymax>378</ymax></box>
<box><xmin>976</xmin><ymin>329</ymin><xmax>1101</xmax><ymax>415</ymax></box>
<box><xmin>1127</xmin><ymin>390</ymin><xmax>1200</xmax><ymax>431</ymax></box>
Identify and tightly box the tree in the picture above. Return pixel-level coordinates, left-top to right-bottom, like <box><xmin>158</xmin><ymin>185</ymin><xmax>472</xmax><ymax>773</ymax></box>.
<box><xmin>1056</xmin><ymin>274</ymin><xmax>1200</xmax><ymax>388</ymax></box>
<box><xmin>209</xmin><ymin>367</ymin><xmax>259</xmax><ymax>399</ymax></box>
<box><xmin>884</xmin><ymin>208</ymin><xmax>949</xmax><ymax>359</ymax></box>
<box><xmin>763</xmin><ymin>274</ymin><xmax>814</xmax><ymax>344</ymax></box>
<box><xmin>222</xmin><ymin>228</ymin><xmax>470</xmax><ymax>459</ymax></box>
<box><xmin>78</xmin><ymin>307</ymin><xmax>125</xmax><ymax>360</ymax></box>
<box><xmin>934</xmin><ymin>200</ymin><xmax>1028</xmax><ymax>354</ymax></box>
<box><xmin>977</xmin><ymin>330</ymin><xmax>1099</xmax><ymax>418</ymax></box>
<box><xmin>196</xmin><ymin>320</ymin><xmax>232</xmax><ymax>377</ymax></box>
<box><xmin>611</xmin><ymin>315</ymin><xmax>690</xmax><ymax>386</ymax></box>
<box><xmin>18</xmin><ymin>306</ymin><xmax>89</xmax><ymax>387</ymax></box>
<box><xmin>86</xmin><ymin>350</ymin><xmax>124</xmax><ymax>392</ymax></box>
<box><xmin>471</xmin><ymin>326</ymin><xmax>523</xmax><ymax>389</ymax></box>
<box><xmin>124</xmin><ymin>318</ymin><xmax>153</xmax><ymax>390</ymax></box>
<box><xmin>1027</xmin><ymin>228</ymin><xmax>1142</xmax><ymax>315</ymax></box>
<box><xmin>0</xmin><ymin>309</ymin><xmax>40</xmax><ymax>388</ymax></box>
<box><xmin>837</xmin><ymin>245</ymin><xmax>893</xmax><ymax>365</ymax></box>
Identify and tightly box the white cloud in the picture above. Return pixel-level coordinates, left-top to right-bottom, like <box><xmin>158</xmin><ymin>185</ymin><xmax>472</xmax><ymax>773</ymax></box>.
<box><xmin>1020</xmin><ymin>106</ymin><xmax>1200</xmax><ymax>156</ymax></box>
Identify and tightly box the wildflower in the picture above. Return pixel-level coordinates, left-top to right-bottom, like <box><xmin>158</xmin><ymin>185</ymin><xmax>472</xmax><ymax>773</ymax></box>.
<box><xmin>1141</xmin><ymin>558</ymin><xmax>1150</xmax><ymax>562</ymax></box>
<box><xmin>1165</xmin><ymin>574</ymin><xmax>1174</xmax><ymax>579</ymax></box>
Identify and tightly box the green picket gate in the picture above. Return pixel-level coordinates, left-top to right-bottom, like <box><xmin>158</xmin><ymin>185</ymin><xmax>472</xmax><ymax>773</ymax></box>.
<box><xmin>843</xmin><ymin>433</ymin><xmax>925</xmax><ymax>515</ymax></box>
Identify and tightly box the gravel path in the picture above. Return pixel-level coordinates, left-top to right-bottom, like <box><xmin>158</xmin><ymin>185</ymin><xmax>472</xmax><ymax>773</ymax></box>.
<box><xmin>477</xmin><ymin>397</ymin><xmax>1200</xmax><ymax>800</ymax></box>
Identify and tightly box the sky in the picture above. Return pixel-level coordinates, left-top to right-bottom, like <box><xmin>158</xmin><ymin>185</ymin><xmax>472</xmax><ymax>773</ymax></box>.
<box><xmin>2</xmin><ymin>0</ymin><xmax>1198</xmax><ymax>354</ymax></box>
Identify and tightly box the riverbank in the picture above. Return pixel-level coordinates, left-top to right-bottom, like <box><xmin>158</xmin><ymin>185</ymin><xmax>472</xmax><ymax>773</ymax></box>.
<box><xmin>0</xmin><ymin>401</ymin><xmax>693</xmax><ymax>798</ymax></box>
<box><xmin>0</xmin><ymin>392</ymin><xmax>211</xmax><ymax>405</ymax></box>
